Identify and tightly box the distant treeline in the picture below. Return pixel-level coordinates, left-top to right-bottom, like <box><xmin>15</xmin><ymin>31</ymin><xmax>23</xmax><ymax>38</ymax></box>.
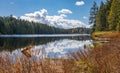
<box><xmin>90</xmin><ymin>0</ymin><xmax>120</xmax><ymax>32</ymax></box>
<box><xmin>0</xmin><ymin>16</ymin><xmax>91</xmax><ymax>34</ymax></box>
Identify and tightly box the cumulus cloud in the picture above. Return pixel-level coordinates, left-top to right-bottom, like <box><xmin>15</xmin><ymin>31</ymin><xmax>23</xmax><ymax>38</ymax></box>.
<box><xmin>83</xmin><ymin>16</ymin><xmax>88</xmax><ymax>19</ymax></box>
<box><xmin>75</xmin><ymin>1</ymin><xmax>85</xmax><ymax>6</ymax></box>
<box><xmin>20</xmin><ymin>9</ymin><xmax>86</xmax><ymax>29</ymax></box>
<box><xmin>58</xmin><ymin>9</ymin><xmax>72</xmax><ymax>14</ymax></box>
<box><xmin>12</xmin><ymin>15</ymin><xmax>18</xmax><ymax>19</ymax></box>
<box><xmin>20</xmin><ymin>9</ymin><xmax>48</xmax><ymax>24</ymax></box>
<box><xmin>46</xmin><ymin>15</ymin><xmax>86</xmax><ymax>29</ymax></box>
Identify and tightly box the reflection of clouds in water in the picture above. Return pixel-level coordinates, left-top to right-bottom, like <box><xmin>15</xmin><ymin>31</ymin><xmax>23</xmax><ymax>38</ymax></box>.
<box><xmin>29</xmin><ymin>39</ymin><xmax>93</xmax><ymax>58</ymax></box>
<box><xmin>11</xmin><ymin>39</ymin><xmax>93</xmax><ymax>59</ymax></box>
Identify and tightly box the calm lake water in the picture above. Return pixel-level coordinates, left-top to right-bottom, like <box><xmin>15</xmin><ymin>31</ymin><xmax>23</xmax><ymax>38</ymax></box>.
<box><xmin>0</xmin><ymin>34</ymin><xmax>93</xmax><ymax>59</ymax></box>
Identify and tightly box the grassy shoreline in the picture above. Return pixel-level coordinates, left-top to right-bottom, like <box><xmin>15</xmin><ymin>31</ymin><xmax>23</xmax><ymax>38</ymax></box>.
<box><xmin>92</xmin><ymin>31</ymin><xmax>120</xmax><ymax>38</ymax></box>
<box><xmin>91</xmin><ymin>31</ymin><xmax>120</xmax><ymax>73</ymax></box>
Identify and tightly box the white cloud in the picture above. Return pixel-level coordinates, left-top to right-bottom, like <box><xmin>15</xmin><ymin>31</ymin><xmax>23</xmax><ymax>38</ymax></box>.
<box><xmin>20</xmin><ymin>9</ymin><xmax>48</xmax><ymax>24</ymax></box>
<box><xmin>60</xmin><ymin>14</ymin><xmax>67</xmax><ymax>18</ymax></box>
<box><xmin>12</xmin><ymin>15</ymin><xmax>17</xmax><ymax>19</ymax></box>
<box><xmin>58</xmin><ymin>9</ymin><xmax>72</xmax><ymax>14</ymax></box>
<box><xmin>86</xmin><ymin>24</ymin><xmax>93</xmax><ymax>28</ymax></box>
<box><xmin>19</xmin><ymin>39</ymin><xmax>92</xmax><ymax>58</ymax></box>
<box><xmin>46</xmin><ymin>15</ymin><xmax>86</xmax><ymax>29</ymax></box>
<box><xmin>20</xmin><ymin>9</ymin><xmax>86</xmax><ymax>29</ymax></box>
<box><xmin>83</xmin><ymin>16</ymin><xmax>88</xmax><ymax>19</ymax></box>
<box><xmin>75</xmin><ymin>1</ymin><xmax>85</xmax><ymax>6</ymax></box>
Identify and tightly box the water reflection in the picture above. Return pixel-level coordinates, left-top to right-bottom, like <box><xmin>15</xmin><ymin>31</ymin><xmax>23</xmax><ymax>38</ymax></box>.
<box><xmin>0</xmin><ymin>36</ymin><xmax>92</xmax><ymax>59</ymax></box>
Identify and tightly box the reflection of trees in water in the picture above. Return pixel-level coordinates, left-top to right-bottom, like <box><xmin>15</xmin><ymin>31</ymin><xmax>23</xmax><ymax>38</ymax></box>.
<box><xmin>0</xmin><ymin>36</ymin><xmax>91</xmax><ymax>52</ymax></box>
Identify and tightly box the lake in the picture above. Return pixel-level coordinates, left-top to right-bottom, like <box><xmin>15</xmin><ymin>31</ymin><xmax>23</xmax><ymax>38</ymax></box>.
<box><xmin>0</xmin><ymin>34</ymin><xmax>93</xmax><ymax>60</ymax></box>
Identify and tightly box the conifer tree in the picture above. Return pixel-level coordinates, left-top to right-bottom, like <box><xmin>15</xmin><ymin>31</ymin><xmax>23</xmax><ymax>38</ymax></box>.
<box><xmin>108</xmin><ymin>0</ymin><xmax>120</xmax><ymax>31</ymax></box>
<box><xmin>95</xmin><ymin>1</ymin><xmax>106</xmax><ymax>31</ymax></box>
<box><xmin>89</xmin><ymin>1</ymin><xmax>98</xmax><ymax>32</ymax></box>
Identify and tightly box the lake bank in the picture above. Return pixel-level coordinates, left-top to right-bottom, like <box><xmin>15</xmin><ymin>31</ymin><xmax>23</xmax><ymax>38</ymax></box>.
<box><xmin>92</xmin><ymin>31</ymin><xmax>120</xmax><ymax>38</ymax></box>
<box><xmin>90</xmin><ymin>31</ymin><xmax>120</xmax><ymax>73</ymax></box>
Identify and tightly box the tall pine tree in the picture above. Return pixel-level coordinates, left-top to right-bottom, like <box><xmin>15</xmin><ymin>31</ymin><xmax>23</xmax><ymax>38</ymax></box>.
<box><xmin>89</xmin><ymin>1</ymin><xmax>98</xmax><ymax>32</ymax></box>
<box><xmin>108</xmin><ymin>0</ymin><xmax>120</xmax><ymax>31</ymax></box>
<box><xmin>95</xmin><ymin>1</ymin><xmax>106</xmax><ymax>31</ymax></box>
<box><xmin>93</xmin><ymin>0</ymin><xmax>113</xmax><ymax>31</ymax></box>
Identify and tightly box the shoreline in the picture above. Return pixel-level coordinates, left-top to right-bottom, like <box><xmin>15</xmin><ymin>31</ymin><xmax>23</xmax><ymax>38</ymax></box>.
<box><xmin>92</xmin><ymin>31</ymin><xmax>120</xmax><ymax>38</ymax></box>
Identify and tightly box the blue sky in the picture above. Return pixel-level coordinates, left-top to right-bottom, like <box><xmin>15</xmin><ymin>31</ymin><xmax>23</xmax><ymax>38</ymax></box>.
<box><xmin>0</xmin><ymin>0</ymin><xmax>106</xmax><ymax>28</ymax></box>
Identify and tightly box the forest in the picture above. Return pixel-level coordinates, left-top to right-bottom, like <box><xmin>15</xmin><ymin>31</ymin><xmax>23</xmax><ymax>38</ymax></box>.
<box><xmin>0</xmin><ymin>16</ymin><xmax>91</xmax><ymax>34</ymax></box>
<box><xmin>89</xmin><ymin>0</ymin><xmax>120</xmax><ymax>32</ymax></box>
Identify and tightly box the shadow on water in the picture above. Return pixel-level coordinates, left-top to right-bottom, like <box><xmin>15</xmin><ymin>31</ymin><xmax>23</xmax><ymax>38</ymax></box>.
<box><xmin>0</xmin><ymin>36</ymin><xmax>91</xmax><ymax>52</ymax></box>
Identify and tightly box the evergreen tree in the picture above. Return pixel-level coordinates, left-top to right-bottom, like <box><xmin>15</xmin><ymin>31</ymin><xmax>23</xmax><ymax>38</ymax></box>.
<box><xmin>105</xmin><ymin>0</ymin><xmax>113</xmax><ymax>31</ymax></box>
<box><xmin>95</xmin><ymin>1</ymin><xmax>105</xmax><ymax>31</ymax></box>
<box><xmin>89</xmin><ymin>1</ymin><xmax>98</xmax><ymax>32</ymax></box>
<box><xmin>95</xmin><ymin>1</ymin><xmax>110</xmax><ymax>31</ymax></box>
<box><xmin>108</xmin><ymin>0</ymin><xmax>120</xmax><ymax>31</ymax></box>
<box><xmin>93</xmin><ymin>0</ymin><xmax>113</xmax><ymax>32</ymax></box>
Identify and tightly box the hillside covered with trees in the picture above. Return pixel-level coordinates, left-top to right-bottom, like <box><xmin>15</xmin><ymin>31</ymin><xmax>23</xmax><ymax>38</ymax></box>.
<box><xmin>0</xmin><ymin>16</ymin><xmax>90</xmax><ymax>34</ymax></box>
<box><xmin>90</xmin><ymin>0</ymin><xmax>120</xmax><ymax>32</ymax></box>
